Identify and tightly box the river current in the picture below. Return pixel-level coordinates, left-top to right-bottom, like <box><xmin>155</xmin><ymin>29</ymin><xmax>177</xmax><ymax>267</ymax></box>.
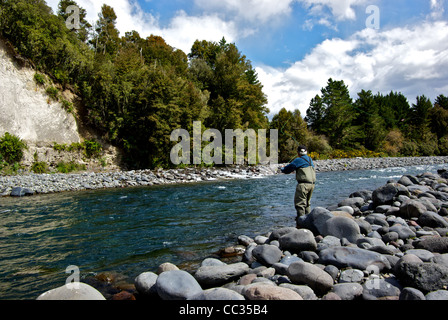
<box><xmin>0</xmin><ymin>163</ymin><xmax>447</xmax><ymax>299</ymax></box>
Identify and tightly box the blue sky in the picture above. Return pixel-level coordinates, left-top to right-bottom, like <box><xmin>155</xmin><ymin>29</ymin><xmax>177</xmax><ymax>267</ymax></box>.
<box><xmin>131</xmin><ymin>0</ymin><xmax>443</xmax><ymax>67</ymax></box>
<box><xmin>47</xmin><ymin>0</ymin><xmax>448</xmax><ymax>116</ymax></box>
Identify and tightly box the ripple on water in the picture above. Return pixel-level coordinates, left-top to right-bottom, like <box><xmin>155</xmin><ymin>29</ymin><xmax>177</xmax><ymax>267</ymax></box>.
<box><xmin>0</xmin><ymin>163</ymin><xmax>447</xmax><ymax>299</ymax></box>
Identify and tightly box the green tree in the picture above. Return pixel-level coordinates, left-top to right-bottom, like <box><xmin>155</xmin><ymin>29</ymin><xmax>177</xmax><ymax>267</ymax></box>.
<box><xmin>407</xmin><ymin>95</ymin><xmax>438</xmax><ymax>156</ymax></box>
<box><xmin>353</xmin><ymin>90</ymin><xmax>386</xmax><ymax>151</ymax></box>
<box><xmin>429</xmin><ymin>100</ymin><xmax>448</xmax><ymax>140</ymax></box>
<box><xmin>429</xmin><ymin>95</ymin><xmax>448</xmax><ymax>155</ymax></box>
<box><xmin>374</xmin><ymin>91</ymin><xmax>410</xmax><ymax>130</ymax></box>
<box><xmin>435</xmin><ymin>94</ymin><xmax>448</xmax><ymax>110</ymax></box>
<box><xmin>0</xmin><ymin>0</ymin><xmax>93</xmax><ymax>87</ymax></box>
<box><xmin>320</xmin><ymin>79</ymin><xmax>356</xmax><ymax>149</ymax></box>
<box><xmin>92</xmin><ymin>4</ymin><xmax>120</xmax><ymax>56</ymax></box>
<box><xmin>271</xmin><ymin>108</ymin><xmax>309</xmax><ymax>163</ymax></box>
<box><xmin>408</xmin><ymin>95</ymin><xmax>433</xmax><ymax>139</ymax></box>
<box><xmin>305</xmin><ymin>95</ymin><xmax>325</xmax><ymax>134</ymax></box>
<box><xmin>189</xmin><ymin>38</ymin><xmax>268</xmax><ymax>133</ymax></box>
<box><xmin>57</xmin><ymin>0</ymin><xmax>91</xmax><ymax>42</ymax></box>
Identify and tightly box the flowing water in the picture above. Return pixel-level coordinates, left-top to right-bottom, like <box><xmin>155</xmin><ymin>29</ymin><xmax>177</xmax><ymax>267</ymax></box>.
<box><xmin>0</xmin><ymin>163</ymin><xmax>447</xmax><ymax>300</ymax></box>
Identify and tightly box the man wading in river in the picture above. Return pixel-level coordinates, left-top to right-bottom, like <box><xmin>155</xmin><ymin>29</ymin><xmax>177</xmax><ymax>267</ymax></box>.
<box><xmin>281</xmin><ymin>146</ymin><xmax>316</xmax><ymax>228</ymax></box>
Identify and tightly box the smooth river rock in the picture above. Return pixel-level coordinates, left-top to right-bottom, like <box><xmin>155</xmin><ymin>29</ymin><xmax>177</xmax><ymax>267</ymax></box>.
<box><xmin>156</xmin><ymin>270</ymin><xmax>203</xmax><ymax>300</ymax></box>
<box><xmin>318</xmin><ymin>246</ymin><xmax>391</xmax><ymax>272</ymax></box>
<box><xmin>278</xmin><ymin>229</ymin><xmax>317</xmax><ymax>253</ymax></box>
<box><xmin>287</xmin><ymin>261</ymin><xmax>334</xmax><ymax>295</ymax></box>
<box><xmin>36</xmin><ymin>283</ymin><xmax>106</xmax><ymax>300</ymax></box>
<box><xmin>194</xmin><ymin>262</ymin><xmax>249</xmax><ymax>287</ymax></box>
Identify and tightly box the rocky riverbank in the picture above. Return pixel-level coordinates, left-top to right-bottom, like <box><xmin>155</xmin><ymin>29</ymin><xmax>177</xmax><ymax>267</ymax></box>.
<box><xmin>37</xmin><ymin>168</ymin><xmax>448</xmax><ymax>300</ymax></box>
<box><xmin>0</xmin><ymin>165</ymin><xmax>278</xmax><ymax>197</ymax></box>
<box><xmin>315</xmin><ymin>156</ymin><xmax>448</xmax><ymax>172</ymax></box>
<box><xmin>2</xmin><ymin>156</ymin><xmax>448</xmax><ymax>197</ymax></box>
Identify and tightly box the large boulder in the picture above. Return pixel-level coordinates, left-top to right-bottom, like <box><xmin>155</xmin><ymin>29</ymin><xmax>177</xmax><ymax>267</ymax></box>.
<box><xmin>278</xmin><ymin>229</ymin><xmax>317</xmax><ymax>253</ymax></box>
<box><xmin>279</xmin><ymin>283</ymin><xmax>318</xmax><ymax>300</ymax></box>
<box><xmin>318</xmin><ymin>246</ymin><xmax>391</xmax><ymax>272</ymax></box>
<box><xmin>417</xmin><ymin>211</ymin><xmax>448</xmax><ymax>228</ymax></box>
<box><xmin>252</xmin><ymin>244</ymin><xmax>283</xmax><ymax>266</ymax></box>
<box><xmin>287</xmin><ymin>261</ymin><xmax>334</xmax><ymax>295</ymax></box>
<box><xmin>399</xmin><ymin>200</ymin><xmax>427</xmax><ymax>219</ymax></box>
<box><xmin>362</xmin><ymin>278</ymin><xmax>402</xmax><ymax>300</ymax></box>
<box><xmin>194</xmin><ymin>262</ymin><xmax>249</xmax><ymax>287</ymax></box>
<box><xmin>372</xmin><ymin>183</ymin><xmax>398</xmax><ymax>206</ymax></box>
<box><xmin>395</xmin><ymin>262</ymin><xmax>448</xmax><ymax>293</ymax></box>
<box><xmin>36</xmin><ymin>283</ymin><xmax>106</xmax><ymax>300</ymax></box>
<box><xmin>10</xmin><ymin>187</ymin><xmax>34</xmax><ymax>197</ymax></box>
<box><xmin>399</xmin><ymin>287</ymin><xmax>426</xmax><ymax>300</ymax></box>
<box><xmin>190</xmin><ymin>288</ymin><xmax>245</xmax><ymax>300</ymax></box>
<box><xmin>398</xmin><ymin>176</ymin><xmax>415</xmax><ymax>187</ymax></box>
<box><xmin>243</xmin><ymin>283</ymin><xmax>303</xmax><ymax>300</ymax></box>
<box><xmin>415</xmin><ymin>237</ymin><xmax>448</xmax><ymax>253</ymax></box>
<box><xmin>331</xmin><ymin>283</ymin><xmax>363</xmax><ymax>300</ymax></box>
<box><xmin>349</xmin><ymin>190</ymin><xmax>373</xmax><ymax>202</ymax></box>
<box><xmin>268</xmin><ymin>227</ymin><xmax>298</xmax><ymax>241</ymax></box>
<box><xmin>134</xmin><ymin>272</ymin><xmax>158</xmax><ymax>296</ymax></box>
<box><xmin>156</xmin><ymin>270</ymin><xmax>203</xmax><ymax>300</ymax></box>
<box><xmin>388</xmin><ymin>224</ymin><xmax>416</xmax><ymax>240</ymax></box>
<box><xmin>297</xmin><ymin>207</ymin><xmax>334</xmax><ymax>235</ymax></box>
<box><xmin>426</xmin><ymin>290</ymin><xmax>448</xmax><ymax>300</ymax></box>
<box><xmin>321</xmin><ymin>216</ymin><xmax>361</xmax><ymax>243</ymax></box>
<box><xmin>338</xmin><ymin>197</ymin><xmax>365</xmax><ymax>210</ymax></box>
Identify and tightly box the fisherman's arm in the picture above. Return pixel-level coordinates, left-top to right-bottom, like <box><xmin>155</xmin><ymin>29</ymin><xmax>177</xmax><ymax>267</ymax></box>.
<box><xmin>281</xmin><ymin>158</ymin><xmax>305</xmax><ymax>174</ymax></box>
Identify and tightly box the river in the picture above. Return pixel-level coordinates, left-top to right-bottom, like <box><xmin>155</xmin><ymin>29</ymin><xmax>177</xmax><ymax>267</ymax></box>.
<box><xmin>0</xmin><ymin>163</ymin><xmax>447</xmax><ymax>300</ymax></box>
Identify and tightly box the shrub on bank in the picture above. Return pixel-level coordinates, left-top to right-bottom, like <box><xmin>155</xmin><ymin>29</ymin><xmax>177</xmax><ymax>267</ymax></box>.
<box><xmin>56</xmin><ymin>161</ymin><xmax>86</xmax><ymax>173</ymax></box>
<box><xmin>0</xmin><ymin>132</ymin><xmax>27</xmax><ymax>164</ymax></box>
<box><xmin>53</xmin><ymin>140</ymin><xmax>103</xmax><ymax>159</ymax></box>
<box><xmin>31</xmin><ymin>161</ymin><xmax>49</xmax><ymax>174</ymax></box>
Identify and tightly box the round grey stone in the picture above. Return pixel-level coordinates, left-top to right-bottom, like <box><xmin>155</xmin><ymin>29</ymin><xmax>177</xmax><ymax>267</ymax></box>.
<box><xmin>156</xmin><ymin>270</ymin><xmax>203</xmax><ymax>300</ymax></box>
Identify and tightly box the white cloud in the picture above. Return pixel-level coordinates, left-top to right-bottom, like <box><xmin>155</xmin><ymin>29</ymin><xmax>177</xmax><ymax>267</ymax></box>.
<box><xmin>45</xmin><ymin>0</ymin><xmax>243</xmax><ymax>54</ymax></box>
<box><xmin>429</xmin><ymin>0</ymin><xmax>446</xmax><ymax>19</ymax></box>
<box><xmin>299</xmin><ymin>0</ymin><xmax>372</xmax><ymax>21</ymax></box>
<box><xmin>297</xmin><ymin>0</ymin><xmax>377</xmax><ymax>31</ymax></box>
<box><xmin>155</xmin><ymin>11</ymin><xmax>242</xmax><ymax>52</ymax></box>
<box><xmin>193</xmin><ymin>0</ymin><xmax>295</xmax><ymax>23</ymax></box>
<box><xmin>258</xmin><ymin>21</ymin><xmax>448</xmax><ymax>118</ymax></box>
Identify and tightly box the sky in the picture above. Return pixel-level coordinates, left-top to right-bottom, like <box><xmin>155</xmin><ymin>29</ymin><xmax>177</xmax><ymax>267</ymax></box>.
<box><xmin>46</xmin><ymin>0</ymin><xmax>448</xmax><ymax>118</ymax></box>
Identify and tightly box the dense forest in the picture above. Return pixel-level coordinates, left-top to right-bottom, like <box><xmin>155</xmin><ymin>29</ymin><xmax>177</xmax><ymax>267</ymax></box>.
<box><xmin>1</xmin><ymin>0</ymin><xmax>447</xmax><ymax>169</ymax></box>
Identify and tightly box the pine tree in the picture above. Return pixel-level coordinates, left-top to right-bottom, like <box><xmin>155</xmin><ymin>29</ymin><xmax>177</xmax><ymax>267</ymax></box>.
<box><xmin>353</xmin><ymin>90</ymin><xmax>386</xmax><ymax>151</ymax></box>
<box><xmin>320</xmin><ymin>79</ymin><xmax>356</xmax><ymax>149</ymax></box>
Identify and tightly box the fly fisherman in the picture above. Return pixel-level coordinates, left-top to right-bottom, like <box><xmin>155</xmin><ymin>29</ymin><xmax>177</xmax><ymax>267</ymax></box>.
<box><xmin>281</xmin><ymin>145</ymin><xmax>316</xmax><ymax>227</ymax></box>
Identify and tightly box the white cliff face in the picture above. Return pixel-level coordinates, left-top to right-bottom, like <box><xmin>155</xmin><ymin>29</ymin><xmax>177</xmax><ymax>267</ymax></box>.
<box><xmin>0</xmin><ymin>39</ymin><xmax>80</xmax><ymax>145</ymax></box>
